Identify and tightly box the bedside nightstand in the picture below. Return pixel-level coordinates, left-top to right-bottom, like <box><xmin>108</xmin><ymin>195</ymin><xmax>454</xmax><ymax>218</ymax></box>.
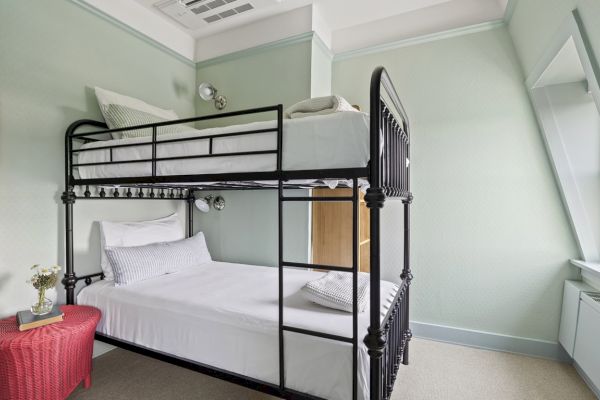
<box><xmin>0</xmin><ymin>305</ymin><xmax>101</xmax><ymax>400</ymax></box>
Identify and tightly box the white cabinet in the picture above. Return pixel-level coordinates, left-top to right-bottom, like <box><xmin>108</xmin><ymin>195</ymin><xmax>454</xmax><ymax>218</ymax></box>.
<box><xmin>560</xmin><ymin>280</ymin><xmax>594</xmax><ymax>356</ymax></box>
<box><xmin>574</xmin><ymin>293</ymin><xmax>600</xmax><ymax>391</ymax></box>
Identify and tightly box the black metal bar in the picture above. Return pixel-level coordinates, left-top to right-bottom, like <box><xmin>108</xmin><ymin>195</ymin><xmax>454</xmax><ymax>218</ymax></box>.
<box><xmin>68</xmin><ymin>105</ymin><xmax>281</xmax><ymax>137</ymax></box>
<box><xmin>152</xmin><ymin>126</ymin><xmax>157</xmax><ymax>177</ymax></box>
<box><xmin>187</xmin><ymin>191</ymin><xmax>195</xmax><ymax>238</ymax></box>
<box><xmin>72</xmin><ymin>149</ymin><xmax>278</xmax><ymax>167</ymax></box>
<box><xmin>72</xmin><ymin>168</ymin><xmax>368</xmax><ymax>187</ymax></box>
<box><xmin>278</xmin><ymin>179</ymin><xmax>285</xmax><ymax>391</ymax></box>
<box><xmin>352</xmin><ymin>177</ymin><xmax>358</xmax><ymax>400</ymax></box>
<box><xmin>282</xmin><ymin>325</ymin><xmax>353</xmax><ymax>344</ymax></box>
<box><xmin>276</xmin><ymin>104</ymin><xmax>283</xmax><ymax>172</ymax></box>
<box><xmin>71</xmin><ymin>127</ymin><xmax>278</xmax><ymax>153</ymax></box>
<box><xmin>282</xmin><ymin>261</ymin><xmax>352</xmax><ymax>272</ymax></box>
<box><xmin>74</xmin><ymin>195</ymin><xmax>183</xmax><ymax>201</ymax></box>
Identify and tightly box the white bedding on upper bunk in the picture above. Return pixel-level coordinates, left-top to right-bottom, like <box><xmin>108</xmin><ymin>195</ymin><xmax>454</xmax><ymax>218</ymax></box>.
<box><xmin>76</xmin><ymin>112</ymin><xmax>370</xmax><ymax>180</ymax></box>
<box><xmin>77</xmin><ymin>261</ymin><xmax>398</xmax><ymax>400</ymax></box>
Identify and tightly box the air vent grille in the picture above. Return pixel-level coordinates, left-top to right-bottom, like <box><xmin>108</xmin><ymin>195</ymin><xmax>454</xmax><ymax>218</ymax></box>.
<box><xmin>201</xmin><ymin>2</ymin><xmax>254</xmax><ymax>23</ymax></box>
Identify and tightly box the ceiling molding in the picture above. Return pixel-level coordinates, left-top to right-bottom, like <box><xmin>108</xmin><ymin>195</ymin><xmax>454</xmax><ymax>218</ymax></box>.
<box><xmin>196</xmin><ymin>32</ymin><xmax>315</xmax><ymax>69</ymax></box>
<box><xmin>333</xmin><ymin>20</ymin><xmax>505</xmax><ymax>62</ymax></box>
<box><xmin>70</xmin><ymin>0</ymin><xmax>196</xmax><ymax>65</ymax></box>
<box><xmin>313</xmin><ymin>32</ymin><xmax>334</xmax><ymax>61</ymax></box>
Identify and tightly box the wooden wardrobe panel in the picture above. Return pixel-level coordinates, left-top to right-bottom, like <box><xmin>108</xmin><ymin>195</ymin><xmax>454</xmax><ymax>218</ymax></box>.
<box><xmin>311</xmin><ymin>188</ymin><xmax>353</xmax><ymax>268</ymax></box>
<box><xmin>311</xmin><ymin>188</ymin><xmax>370</xmax><ymax>272</ymax></box>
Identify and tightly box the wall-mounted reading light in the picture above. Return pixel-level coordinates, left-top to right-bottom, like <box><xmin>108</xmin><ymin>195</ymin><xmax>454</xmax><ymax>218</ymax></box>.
<box><xmin>198</xmin><ymin>82</ymin><xmax>227</xmax><ymax>110</ymax></box>
<box><xmin>194</xmin><ymin>195</ymin><xmax>226</xmax><ymax>213</ymax></box>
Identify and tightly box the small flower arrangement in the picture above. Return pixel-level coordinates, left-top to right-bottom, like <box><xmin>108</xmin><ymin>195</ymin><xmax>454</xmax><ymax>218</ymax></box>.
<box><xmin>28</xmin><ymin>264</ymin><xmax>61</xmax><ymax>315</ymax></box>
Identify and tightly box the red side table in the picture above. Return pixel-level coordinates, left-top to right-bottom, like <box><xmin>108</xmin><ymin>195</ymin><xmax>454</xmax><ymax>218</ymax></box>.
<box><xmin>0</xmin><ymin>305</ymin><xmax>101</xmax><ymax>400</ymax></box>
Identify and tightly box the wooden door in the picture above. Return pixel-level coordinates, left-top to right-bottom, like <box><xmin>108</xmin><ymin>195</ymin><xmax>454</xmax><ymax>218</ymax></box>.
<box><xmin>311</xmin><ymin>188</ymin><xmax>370</xmax><ymax>272</ymax></box>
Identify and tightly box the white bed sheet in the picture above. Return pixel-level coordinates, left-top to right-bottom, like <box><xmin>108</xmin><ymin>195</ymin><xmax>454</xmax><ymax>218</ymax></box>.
<box><xmin>77</xmin><ymin>261</ymin><xmax>398</xmax><ymax>400</ymax></box>
<box><xmin>77</xmin><ymin>112</ymin><xmax>370</xmax><ymax>180</ymax></box>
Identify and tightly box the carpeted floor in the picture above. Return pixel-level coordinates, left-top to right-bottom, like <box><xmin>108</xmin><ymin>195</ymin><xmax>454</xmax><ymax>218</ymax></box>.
<box><xmin>69</xmin><ymin>339</ymin><xmax>596</xmax><ymax>400</ymax></box>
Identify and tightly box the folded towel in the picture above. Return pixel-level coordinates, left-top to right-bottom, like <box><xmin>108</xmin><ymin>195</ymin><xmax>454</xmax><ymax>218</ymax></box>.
<box><xmin>284</xmin><ymin>95</ymin><xmax>358</xmax><ymax>119</ymax></box>
<box><xmin>301</xmin><ymin>271</ymin><xmax>370</xmax><ymax>313</ymax></box>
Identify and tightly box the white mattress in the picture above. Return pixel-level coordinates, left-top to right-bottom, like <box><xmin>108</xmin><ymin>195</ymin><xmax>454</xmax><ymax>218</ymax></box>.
<box><xmin>76</xmin><ymin>112</ymin><xmax>370</xmax><ymax>180</ymax></box>
<box><xmin>77</xmin><ymin>261</ymin><xmax>398</xmax><ymax>400</ymax></box>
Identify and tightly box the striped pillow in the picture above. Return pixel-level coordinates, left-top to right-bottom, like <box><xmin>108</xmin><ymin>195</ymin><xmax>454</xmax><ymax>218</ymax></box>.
<box><xmin>106</xmin><ymin>232</ymin><xmax>211</xmax><ymax>286</ymax></box>
<box><xmin>102</xmin><ymin>104</ymin><xmax>189</xmax><ymax>139</ymax></box>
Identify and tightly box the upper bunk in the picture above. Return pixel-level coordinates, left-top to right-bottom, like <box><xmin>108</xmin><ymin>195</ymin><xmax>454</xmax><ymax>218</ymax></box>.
<box><xmin>65</xmin><ymin>67</ymin><xmax>410</xmax><ymax>200</ymax></box>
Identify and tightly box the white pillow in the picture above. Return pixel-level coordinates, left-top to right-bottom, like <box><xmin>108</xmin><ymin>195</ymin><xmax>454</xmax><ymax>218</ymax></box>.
<box><xmin>94</xmin><ymin>87</ymin><xmax>179</xmax><ymax>139</ymax></box>
<box><xmin>106</xmin><ymin>232</ymin><xmax>211</xmax><ymax>287</ymax></box>
<box><xmin>301</xmin><ymin>271</ymin><xmax>370</xmax><ymax>313</ymax></box>
<box><xmin>99</xmin><ymin>213</ymin><xmax>185</xmax><ymax>281</ymax></box>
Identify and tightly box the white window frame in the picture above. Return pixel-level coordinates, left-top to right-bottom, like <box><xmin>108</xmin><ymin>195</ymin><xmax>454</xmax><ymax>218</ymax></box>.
<box><xmin>526</xmin><ymin>9</ymin><xmax>600</xmax><ymax>261</ymax></box>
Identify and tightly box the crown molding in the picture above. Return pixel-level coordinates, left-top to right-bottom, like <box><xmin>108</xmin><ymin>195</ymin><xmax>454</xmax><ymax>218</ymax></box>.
<box><xmin>69</xmin><ymin>0</ymin><xmax>196</xmax><ymax>67</ymax></box>
<box><xmin>333</xmin><ymin>20</ymin><xmax>505</xmax><ymax>62</ymax></box>
<box><xmin>196</xmin><ymin>32</ymin><xmax>314</xmax><ymax>69</ymax></box>
<box><xmin>312</xmin><ymin>32</ymin><xmax>334</xmax><ymax>60</ymax></box>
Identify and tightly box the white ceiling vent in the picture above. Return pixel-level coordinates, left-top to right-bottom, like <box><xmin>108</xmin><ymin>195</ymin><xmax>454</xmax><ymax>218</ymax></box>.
<box><xmin>155</xmin><ymin>0</ymin><xmax>261</xmax><ymax>30</ymax></box>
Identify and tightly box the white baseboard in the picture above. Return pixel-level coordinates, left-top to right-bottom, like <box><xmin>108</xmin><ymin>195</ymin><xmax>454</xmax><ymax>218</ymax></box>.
<box><xmin>410</xmin><ymin>321</ymin><xmax>571</xmax><ymax>362</ymax></box>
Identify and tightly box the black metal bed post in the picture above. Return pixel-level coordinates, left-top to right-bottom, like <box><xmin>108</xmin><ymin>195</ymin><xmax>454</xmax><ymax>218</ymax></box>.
<box><xmin>61</xmin><ymin>188</ymin><xmax>76</xmax><ymax>305</ymax></box>
<box><xmin>62</xmin><ymin>122</ymin><xmax>78</xmax><ymax>305</ymax></box>
<box><xmin>187</xmin><ymin>190</ymin><xmax>195</xmax><ymax>238</ymax></box>
<box><xmin>401</xmin><ymin>195</ymin><xmax>413</xmax><ymax>365</ymax></box>
<box><xmin>364</xmin><ymin>67</ymin><xmax>387</xmax><ymax>400</ymax></box>
<box><xmin>276</xmin><ymin>104</ymin><xmax>285</xmax><ymax>392</ymax></box>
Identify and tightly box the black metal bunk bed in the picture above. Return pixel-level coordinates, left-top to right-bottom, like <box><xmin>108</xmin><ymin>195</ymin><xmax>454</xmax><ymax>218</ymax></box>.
<box><xmin>61</xmin><ymin>66</ymin><xmax>412</xmax><ymax>400</ymax></box>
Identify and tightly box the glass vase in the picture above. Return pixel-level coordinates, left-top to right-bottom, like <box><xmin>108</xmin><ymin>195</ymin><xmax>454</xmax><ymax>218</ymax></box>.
<box><xmin>31</xmin><ymin>289</ymin><xmax>53</xmax><ymax>315</ymax></box>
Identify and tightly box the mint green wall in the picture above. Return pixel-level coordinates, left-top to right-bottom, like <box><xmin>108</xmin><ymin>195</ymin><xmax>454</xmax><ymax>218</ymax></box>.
<box><xmin>333</xmin><ymin>26</ymin><xmax>580</xmax><ymax>342</ymax></box>
<box><xmin>509</xmin><ymin>0</ymin><xmax>600</xmax><ymax>78</ymax></box>
<box><xmin>195</xmin><ymin>39</ymin><xmax>312</xmax><ymax>127</ymax></box>
<box><xmin>194</xmin><ymin>190</ymin><xmax>310</xmax><ymax>267</ymax></box>
<box><xmin>0</xmin><ymin>0</ymin><xmax>196</xmax><ymax>317</ymax></box>
<box><xmin>310</xmin><ymin>36</ymin><xmax>333</xmax><ymax>97</ymax></box>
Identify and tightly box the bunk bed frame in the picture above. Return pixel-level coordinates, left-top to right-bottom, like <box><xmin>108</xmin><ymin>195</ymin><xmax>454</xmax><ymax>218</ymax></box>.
<box><xmin>61</xmin><ymin>66</ymin><xmax>413</xmax><ymax>400</ymax></box>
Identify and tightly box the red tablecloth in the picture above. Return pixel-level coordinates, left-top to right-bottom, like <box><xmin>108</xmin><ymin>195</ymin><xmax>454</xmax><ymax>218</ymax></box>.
<box><xmin>0</xmin><ymin>305</ymin><xmax>100</xmax><ymax>400</ymax></box>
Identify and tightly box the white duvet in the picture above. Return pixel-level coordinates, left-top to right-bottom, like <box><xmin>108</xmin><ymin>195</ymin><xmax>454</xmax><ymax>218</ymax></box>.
<box><xmin>77</xmin><ymin>261</ymin><xmax>398</xmax><ymax>400</ymax></box>
<box><xmin>76</xmin><ymin>112</ymin><xmax>370</xmax><ymax>180</ymax></box>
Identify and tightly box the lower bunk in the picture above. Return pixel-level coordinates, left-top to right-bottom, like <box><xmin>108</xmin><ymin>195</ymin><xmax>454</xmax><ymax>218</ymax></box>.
<box><xmin>77</xmin><ymin>261</ymin><xmax>399</xmax><ymax>400</ymax></box>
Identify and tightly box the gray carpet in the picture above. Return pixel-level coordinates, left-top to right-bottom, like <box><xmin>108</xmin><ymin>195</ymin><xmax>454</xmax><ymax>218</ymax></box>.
<box><xmin>69</xmin><ymin>339</ymin><xmax>596</xmax><ymax>400</ymax></box>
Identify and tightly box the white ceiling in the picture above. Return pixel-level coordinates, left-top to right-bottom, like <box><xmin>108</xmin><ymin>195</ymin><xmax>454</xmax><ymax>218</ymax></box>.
<box><xmin>81</xmin><ymin>0</ymin><xmax>508</xmax><ymax>62</ymax></box>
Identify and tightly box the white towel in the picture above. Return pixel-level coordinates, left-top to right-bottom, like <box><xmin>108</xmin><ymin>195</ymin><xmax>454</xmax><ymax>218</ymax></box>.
<box><xmin>284</xmin><ymin>96</ymin><xmax>358</xmax><ymax>119</ymax></box>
